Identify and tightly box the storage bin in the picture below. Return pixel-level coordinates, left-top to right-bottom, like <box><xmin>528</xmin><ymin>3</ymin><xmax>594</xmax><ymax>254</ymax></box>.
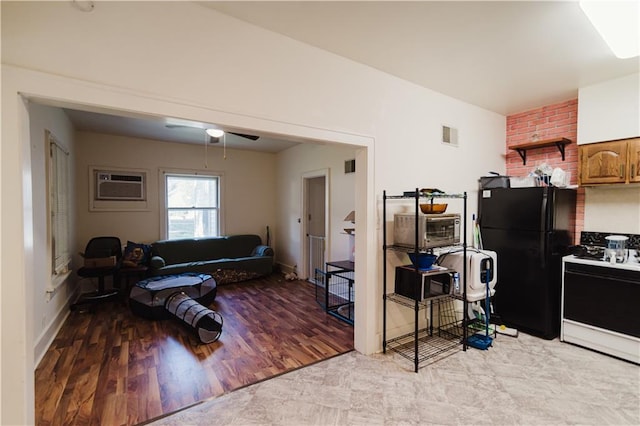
<box><xmin>83</xmin><ymin>256</ymin><xmax>117</xmax><ymax>268</ymax></box>
<box><xmin>510</xmin><ymin>176</ymin><xmax>538</xmax><ymax>188</ymax></box>
<box><xmin>479</xmin><ymin>175</ymin><xmax>510</xmax><ymax>189</ymax></box>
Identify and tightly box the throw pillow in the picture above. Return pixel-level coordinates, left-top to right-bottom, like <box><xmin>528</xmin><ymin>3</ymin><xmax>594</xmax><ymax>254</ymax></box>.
<box><xmin>122</xmin><ymin>241</ymin><xmax>151</xmax><ymax>268</ymax></box>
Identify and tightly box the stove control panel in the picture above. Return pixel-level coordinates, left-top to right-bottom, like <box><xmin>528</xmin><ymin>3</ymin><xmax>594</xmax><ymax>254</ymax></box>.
<box><xmin>580</xmin><ymin>231</ymin><xmax>640</xmax><ymax>249</ymax></box>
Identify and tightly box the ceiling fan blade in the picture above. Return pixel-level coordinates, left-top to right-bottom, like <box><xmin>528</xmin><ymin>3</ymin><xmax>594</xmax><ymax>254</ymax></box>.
<box><xmin>166</xmin><ymin>124</ymin><xmax>193</xmax><ymax>129</ymax></box>
<box><xmin>229</xmin><ymin>132</ymin><xmax>259</xmax><ymax>141</ymax></box>
<box><xmin>166</xmin><ymin>123</ymin><xmax>259</xmax><ymax>141</ymax></box>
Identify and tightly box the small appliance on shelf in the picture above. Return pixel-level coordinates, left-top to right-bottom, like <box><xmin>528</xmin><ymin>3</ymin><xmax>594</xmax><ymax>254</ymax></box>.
<box><xmin>394</xmin><ymin>265</ymin><xmax>452</xmax><ymax>301</ymax></box>
<box><xmin>393</xmin><ymin>213</ymin><xmax>461</xmax><ymax>250</ymax></box>
<box><xmin>605</xmin><ymin>235</ymin><xmax>629</xmax><ymax>264</ymax></box>
<box><xmin>437</xmin><ymin>249</ymin><xmax>497</xmax><ymax>302</ymax></box>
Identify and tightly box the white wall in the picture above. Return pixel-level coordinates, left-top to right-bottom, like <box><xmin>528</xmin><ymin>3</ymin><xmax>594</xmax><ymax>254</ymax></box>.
<box><xmin>28</xmin><ymin>104</ymin><xmax>78</xmax><ymax>367</ymax></box>
<box><xmin>577</xmin><ymin>73</ymin><xmax>640</xmax><ymax>145</ymax></box>
<box><xmin>276</xmin><ymin>143</ymin><xmax>357</xmax><ymax>274</ymax></box>
<box><xmin>1</xmin><ymin>2</ymin><xmax>506</xmax><ymax>423</ymax></box>
<box><xmin>75</xmin><ymin>131</ymin><xmax>277</xmax><ymax>250</ymax></box>
<box><xmin>577</xmin><ymin>73</ymin><xmax>640</xmax><ymax>234</ymax></box>
<box><xmin>583</xmin><ymin>186</ymin><xmax>640</xmax><ymax>234</ymax></box>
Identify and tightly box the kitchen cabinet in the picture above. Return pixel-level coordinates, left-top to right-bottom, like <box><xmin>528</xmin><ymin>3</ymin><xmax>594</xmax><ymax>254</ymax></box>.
<box><xmin>629</xmin><ymin>138</ymin><xmax>640</xmax><ymax>184</ymax></box>
<box><xmin>382</xmin><ymin>189</ymin><xmax>468</xmax><ymax>372</ymax></box>
<box><xmin>579</xmin><ymin>137</ymin><xmax>640</xmax><ymax>185</ymax></box>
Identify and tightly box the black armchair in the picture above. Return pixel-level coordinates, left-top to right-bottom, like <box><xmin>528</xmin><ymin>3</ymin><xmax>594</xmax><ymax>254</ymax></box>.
<box><xmin>71</xmin><ymin>236</ymin><xmax>122</xmax><ymax>310</ymax></box>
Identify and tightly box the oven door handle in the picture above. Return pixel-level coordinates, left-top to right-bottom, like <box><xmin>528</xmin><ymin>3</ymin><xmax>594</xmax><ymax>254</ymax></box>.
<box><xmin>565</xmin><ymin>269</ymin><xmax>637</xmax><ymax>284</ymax></box>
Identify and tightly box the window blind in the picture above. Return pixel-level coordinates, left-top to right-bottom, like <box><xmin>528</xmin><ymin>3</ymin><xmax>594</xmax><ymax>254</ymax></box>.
<box><xmin>49</xmin><ymin>132</ymin><xmax>70</xmax><ymax>275</ymax></box>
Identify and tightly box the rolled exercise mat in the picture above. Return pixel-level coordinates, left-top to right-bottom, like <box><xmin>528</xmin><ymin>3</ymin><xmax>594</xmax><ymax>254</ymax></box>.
<box><xmin>165</xmin><ymin>291</ymin><xmax>223</xmax><ymax>344</ymax></box>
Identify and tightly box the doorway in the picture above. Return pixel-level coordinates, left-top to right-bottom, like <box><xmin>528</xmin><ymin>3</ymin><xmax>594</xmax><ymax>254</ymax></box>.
<box><xmin>4</xmin><ymin>70</ymin><xmax>375</xmax><ymax>423</ymax></box>
<box><xmin>302</xmin><ymin>171</ymin><xmax>328</xmax><ymax>282</ymax></box>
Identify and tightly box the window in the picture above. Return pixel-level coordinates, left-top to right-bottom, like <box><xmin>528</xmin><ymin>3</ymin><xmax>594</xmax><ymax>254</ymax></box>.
<box><xmin>47</xmin><ymin>131</ymin><xmax>71</xmax><ymax>275</ymax></box>
<box><xmin>164</xmin><ymin>173</ymin><xmax>220</xmax><ymax>239</ymax></box>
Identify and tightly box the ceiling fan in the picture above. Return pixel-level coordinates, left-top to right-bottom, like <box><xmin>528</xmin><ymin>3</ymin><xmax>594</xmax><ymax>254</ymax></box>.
<box><xmin>164</xmin><ymin>119</ymin><xmax>260</xmax><ymax>143</ymax></box>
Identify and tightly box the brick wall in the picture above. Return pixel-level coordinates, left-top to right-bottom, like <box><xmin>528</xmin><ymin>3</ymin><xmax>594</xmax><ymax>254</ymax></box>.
<box><xmin>506</xmin><ymin>99</ymin><xmax>584</xmax><ymax>243</ymax></box>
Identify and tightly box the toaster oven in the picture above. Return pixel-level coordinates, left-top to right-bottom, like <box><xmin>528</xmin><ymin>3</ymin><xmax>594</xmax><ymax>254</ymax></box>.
<box><xmin>393</xmin><ymin>213</ymin><xmax>461</xmax><ymax>250</ymax></box>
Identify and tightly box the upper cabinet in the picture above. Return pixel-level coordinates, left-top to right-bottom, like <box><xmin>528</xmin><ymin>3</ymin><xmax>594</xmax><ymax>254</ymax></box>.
<box><xmin>630</xmin><ymin>138</ymin><xmax>640</xmax><ymax>184</ymax></box>
<box><xmin>578</xmin><ymin>74</ymin><xmax>640</xmax><ymax>145</ymax></box>
<box><xmin>579</xmin><ymin>137</ymin><xmax>639</xmax><ymax>185</ymax></box>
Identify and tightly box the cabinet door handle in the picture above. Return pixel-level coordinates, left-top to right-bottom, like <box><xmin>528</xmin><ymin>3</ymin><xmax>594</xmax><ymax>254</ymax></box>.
<box><xmin>632</xmin><ymin>164</ymin><xmax>636</xmax><ymax>178</ymax></box>
<box><xmin>620</xmin><ymin>164</ymin><xmax>625</xmax><ymax>178</ymax></box>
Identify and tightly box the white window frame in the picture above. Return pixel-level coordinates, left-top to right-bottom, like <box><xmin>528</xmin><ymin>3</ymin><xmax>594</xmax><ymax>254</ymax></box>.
<box><xmin>159</xmin><ymin>168</ymin><xmax>224</xmax><ymax>240</ymax></box>
<box><xmin>47</xmin><ymin>130</ymin><xmax>71</xmax><ymax>277</ymax></box>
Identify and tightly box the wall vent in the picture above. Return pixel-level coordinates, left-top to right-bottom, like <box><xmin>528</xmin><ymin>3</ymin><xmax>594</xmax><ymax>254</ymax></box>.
<box><xmin>95</xmin><ymin>170</ymin><xmax>146</xmax><ymax>201</ymax></box>
<box><xmin>344</xmin><ymin>159</ymin><xmax>356</xmax><ymax>174</ymax></box>
<box><xmin>442</xmin><ymin>125</ymin><xmax>459</xmax><ymax>146</ymax></box>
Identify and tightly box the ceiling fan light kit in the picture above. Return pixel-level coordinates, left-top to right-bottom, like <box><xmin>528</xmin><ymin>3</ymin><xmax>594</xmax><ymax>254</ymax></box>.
<box><xmin>166</xmin><ymin>120</ymin><xmax>260</xmax><ymax>142</ymax></box>
<box><xmin>205</xmin><ymin>128</ymin><xmax>224</xmax><ymax>138</ymax></box>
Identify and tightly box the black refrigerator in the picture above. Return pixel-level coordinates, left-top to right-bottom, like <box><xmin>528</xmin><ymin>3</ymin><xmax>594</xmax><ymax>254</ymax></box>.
<box><xmin>478</xmin><ymin>186</ymin><xmax>576</xmax><ymax>339</ymax></box>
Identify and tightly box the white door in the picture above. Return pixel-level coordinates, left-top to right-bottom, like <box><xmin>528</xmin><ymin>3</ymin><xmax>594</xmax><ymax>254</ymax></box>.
<box><xmin>303</xmin><ymin>174</ymin><xmax>327</xmax><ymax>281</ymax></box>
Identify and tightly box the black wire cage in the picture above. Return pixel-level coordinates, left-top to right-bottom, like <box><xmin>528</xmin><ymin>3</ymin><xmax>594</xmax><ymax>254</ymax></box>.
<box><xmin>314</xmin><ymin>267</ymin><xmax>354</xmax><ymax>325</ymax></box>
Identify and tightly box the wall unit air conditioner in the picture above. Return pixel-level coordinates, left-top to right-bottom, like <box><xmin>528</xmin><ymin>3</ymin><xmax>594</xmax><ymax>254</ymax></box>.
<box><xmin>95</xmin><ymin>170</ymin><xmax>146</xmax><ymax>201</ymax></box>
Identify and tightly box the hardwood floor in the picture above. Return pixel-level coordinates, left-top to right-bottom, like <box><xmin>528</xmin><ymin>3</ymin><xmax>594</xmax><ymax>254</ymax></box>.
<box><xmin>35</xmin><ymin>274</ymin><xmax>354</xmax><ymax>425</ymax></box>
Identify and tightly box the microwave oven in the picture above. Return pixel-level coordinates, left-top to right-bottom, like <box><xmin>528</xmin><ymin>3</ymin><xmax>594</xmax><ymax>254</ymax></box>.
<box><xmin>394</xmin><ymin>266</ymin><xmax>452</xmax><ymax>301</ymax></box>
<box><xmin>393</xmin><ymin>213</ymin><xmax>461</xmax><ymax>250</ymax></box>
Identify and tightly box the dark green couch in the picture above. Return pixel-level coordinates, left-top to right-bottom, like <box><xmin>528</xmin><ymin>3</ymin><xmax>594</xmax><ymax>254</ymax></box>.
<box><xmin>149</xmin><ymin>234</ymin><xmax>274</xmax><ymax>279</ymax></box>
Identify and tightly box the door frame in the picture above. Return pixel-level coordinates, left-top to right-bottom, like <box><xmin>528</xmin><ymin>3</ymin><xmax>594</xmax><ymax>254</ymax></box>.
<box><xmin>2</xmin><ymin>66</ymin><xmax>376</xmax><ymax>423</ymax></box>
<box><xmin>301</xmin><ymin>169</ymin><xmax>329</xmax><ymax>280</ymax></box>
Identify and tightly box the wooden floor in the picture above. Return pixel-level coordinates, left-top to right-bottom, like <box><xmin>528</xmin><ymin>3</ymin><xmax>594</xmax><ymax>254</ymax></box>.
<box><xmin>35</xmin><ymin>274</ymin><xmax>354</xmax><ymax>426</ymax></box>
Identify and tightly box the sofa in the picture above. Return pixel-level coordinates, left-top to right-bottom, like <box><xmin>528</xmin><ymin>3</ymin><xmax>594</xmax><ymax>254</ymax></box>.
<box><xmin>149</xmin><ymin>234</ymin><xmax>274</xmax><ymax>280</ymax></box>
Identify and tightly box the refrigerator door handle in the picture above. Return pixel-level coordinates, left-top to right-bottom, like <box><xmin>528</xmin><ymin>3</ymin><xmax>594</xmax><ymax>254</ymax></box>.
<box><xmin>541</xmin><ymin>234</ymin><xmax>548</xmax><ymax>269</ymax></box>
<box><xmin>540</xmin><ymin>192</ymin><xmax>548</xmax><ymax>269</ymax></box>
<box><xmin>540</xmin><ymin>190</ymin><xmax>548</xmax><ymax>232</ymax></box>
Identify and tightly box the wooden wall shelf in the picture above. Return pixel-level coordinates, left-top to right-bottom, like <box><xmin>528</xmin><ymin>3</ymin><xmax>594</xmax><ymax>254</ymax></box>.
<box><xmin>509</xmin><ymin>137</ymin><xmax>572</xmax><ymax>165</ymax></box>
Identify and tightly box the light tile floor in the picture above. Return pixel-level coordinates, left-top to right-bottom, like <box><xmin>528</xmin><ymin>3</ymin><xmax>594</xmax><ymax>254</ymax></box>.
<box><xmin>150</xmin><ymin>333</ymin><xmax>640</xmax><ymax>425</ymax></box>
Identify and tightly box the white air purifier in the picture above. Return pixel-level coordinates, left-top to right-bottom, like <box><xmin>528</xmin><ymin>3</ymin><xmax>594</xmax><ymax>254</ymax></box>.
<box><xmin>438</xmin><ymin>249</ymin><xmax>497</xmax><ymax>302</ymax></box>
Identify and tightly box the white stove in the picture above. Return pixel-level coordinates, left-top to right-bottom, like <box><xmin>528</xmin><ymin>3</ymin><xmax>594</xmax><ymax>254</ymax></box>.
<box><xmin>561</xmin><ymin>247</ymin><xmax>640</xmax><ymax>364</ymax></box>
<box><xmin>566</xmin><ymin>249</ymin><xmax>640</xmax><ymax>272</ymax></box>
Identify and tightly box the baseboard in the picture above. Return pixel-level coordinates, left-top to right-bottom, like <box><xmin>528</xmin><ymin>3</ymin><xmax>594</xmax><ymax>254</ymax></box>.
<box><xmin>34</xmin><ymin>292</ymin><xmax>75</xmax><ymax>367</ymax></box>
<box><xmin>277</xmin><ymin>262</ymin><xmax>297</xmax><ymax>275</ymax></box>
